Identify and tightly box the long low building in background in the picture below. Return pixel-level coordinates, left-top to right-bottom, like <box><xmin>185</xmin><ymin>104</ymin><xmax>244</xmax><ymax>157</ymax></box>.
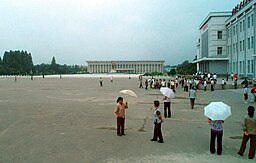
<box><xmin>86</xmin><ymin>60</ymin><xmax>165</xmax><ymax>74</ymax></box>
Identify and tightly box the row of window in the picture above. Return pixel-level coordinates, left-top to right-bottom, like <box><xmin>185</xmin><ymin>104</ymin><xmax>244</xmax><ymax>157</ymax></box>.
<box><xmin>227</xmin><ymin>14</ymin><xmax>254</xmax><ymax>38</ymax></box>
<box><xmin>230</xmin><ymin>60</ymin><xmax>254</xmax><ymax>74</ymax></box>
<box><xmin>227</xmin><ymin>36</ymin><xmax>254</xmax><ymax>55</ymax></box>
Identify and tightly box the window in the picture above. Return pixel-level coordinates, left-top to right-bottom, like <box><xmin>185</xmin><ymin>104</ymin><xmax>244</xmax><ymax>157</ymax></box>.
<box><xmin>248</xmin><ymin>38</ymin><xmax>251</xmax><ymax>49</ymax></box>
<box><xmin>240</xmin><ymin>22</ymin><xmax>242</xmax><ymax>32</ymax></box>
<box><xmin>248</xmin><ymin>60</ymin><xmax>251</xmax><ymax>73</ymax></box>
<box><xmin>233</xmin><ymin>26</ymin><xmax>236</xmax><ymax>36</ymax></box>
<box><xmin>240</xmin><ymin>41</ymin><xmax>242</xmax><ymax>51</ymax></box>
<box><xmin>243</xmin><ymin>40</ymin><xmax>245</xmax><ymax>51</ymax></box>
<box><xmin>252</xmin><ymin>36</ymin><xmax>254</xmax><ymax>49</ymax></box>
<box><xmin>217</xmin><ymin>47</ymin><xmax>222</xmax><ymax>55</ymax></box>
<box><xmin>233</xmin><ymin>44</ymin><xmax>235</xmax><ymax>53</ymax></box>
<box><xmin>252</xmin><ymin>60</ymin><xmax>254</xmax><ymax>73</ymax></box>
<box><xmin>217</xmin><ymin>31</ymin><xmax>222</xmax><ymax>39</ymax></box>
<box><xmin>243</xmin><ymin>20</ymin><xmax>245</xmax><ymax>31</ymax></box>
<box><xmin>248</xmin><ymin>16</ymin><xmax>251</xmax><ymax>28</ymax></box>
<box><xmin>240</xmin><ymin>61</ymin><xmax>242</xmax><ymax>73</ymax></box>
<box><xmin>243</xmin><ymin>61</ymin><xmax>245</xmax><ymax>73</ymax></box>
<box><xmin>236</xmin><ymin>43</ymin><xmax>238</xmax><ymax>53</ymax></box>
<box><xmin>252</xmin><ymin>14</ymin><xmax>254</xmax><ymax>26</ymax></box>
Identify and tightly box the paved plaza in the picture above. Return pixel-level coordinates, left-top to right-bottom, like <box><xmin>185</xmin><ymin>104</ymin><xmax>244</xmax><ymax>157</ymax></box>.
<box><xmin>0</xmin><ymin>75</ymin><xmax>254</xmax><ymax>162</ymax></box>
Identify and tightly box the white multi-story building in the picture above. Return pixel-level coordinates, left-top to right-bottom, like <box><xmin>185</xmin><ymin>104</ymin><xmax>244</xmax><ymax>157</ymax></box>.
<box><xmin>195</xmin><ymin>0</ymin><xmax>256</xmax><ymax>77</ymax></box>
<box><xmin>226</xmin><ymin>0</ymin><xmax>255</xmax><ymax>78</ymax></box>
<box><xmin>194</xmin><ymin>12</ymin><xmax>231</xmax><ymax>75</ymax></box>
<box><xmin>86</xmin><ymin>60</ymin><xmax>164</xmax><ymax>74</ymax></box>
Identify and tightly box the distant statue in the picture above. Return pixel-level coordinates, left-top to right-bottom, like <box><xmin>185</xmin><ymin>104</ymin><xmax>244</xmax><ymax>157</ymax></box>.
<box><xmin>110</xmin><ymin>61</ymin><xmax>117</xmax><ymax>73</ymax></box>
<box><xmin>111</xmin><ymin>61</ymin><xmax>116</xmax><ymax>70</ymax></box>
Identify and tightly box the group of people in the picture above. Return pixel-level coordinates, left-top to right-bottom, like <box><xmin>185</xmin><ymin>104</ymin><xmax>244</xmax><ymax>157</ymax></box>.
<box><xmin>139</xmin><ymin>77</ymin><xmax>178</xmax><ymax>91</ymax></box>
<box><xmin>114</xmin><ymin>96</ymin><xmax>256</xmax><ymax>159</ymax></box>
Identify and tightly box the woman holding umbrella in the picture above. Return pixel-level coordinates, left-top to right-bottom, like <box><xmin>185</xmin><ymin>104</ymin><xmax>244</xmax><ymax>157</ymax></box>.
<box><xmin>114</xmin><ymin>97</ymin><xmax>128</xmax><ymax>136</ymax></box>
<box><xmin>208</xmin><ymin>118</ymin><xmax>224</xmax><ymax>155</ymax></box>
<box><xmin>204</xmin><ymin>102</ymin><xmax>231</xmax><ymax>155</ymax></box>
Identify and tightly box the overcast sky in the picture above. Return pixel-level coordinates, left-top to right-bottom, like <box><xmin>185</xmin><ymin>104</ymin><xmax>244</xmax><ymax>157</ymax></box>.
<box><xmin>0</xmin><ymin>0</ymin><xmax>240</xmax><ymax>66</ymax></box>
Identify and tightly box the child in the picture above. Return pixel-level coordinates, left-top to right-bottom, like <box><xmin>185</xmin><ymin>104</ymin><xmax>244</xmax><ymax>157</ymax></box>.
<box><xmin>244</xmin><ymin>85</ymin><xmax>249</xmax><ymax>103</ymax></box>
<box><xmin>150</xmin><ymin>100</ymin><xmax>164</xmax><ymax>143</ymax></box>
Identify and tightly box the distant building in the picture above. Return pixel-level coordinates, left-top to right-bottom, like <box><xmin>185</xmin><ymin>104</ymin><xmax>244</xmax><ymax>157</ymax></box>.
<box><xmin>194</xmin><ymin>0</ymin><xmax>256</xmax><ymax>78</ymax></box>
<box><xmin>164</xmin><ymin>65</ymin><xmax>176</xmax><ymax>72</ymax></box>
<box><xmin>86</xmin><ymin>60</ymin><xmax>164</xmax><ymax>74</ymax></box>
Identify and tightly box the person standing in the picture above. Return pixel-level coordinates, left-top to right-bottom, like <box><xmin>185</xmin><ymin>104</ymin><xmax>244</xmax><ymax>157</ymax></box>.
<box><xmin>231</xmin><ymin>72</ymin><xmax>234</xmax><ymax>81</ymax></box>
<box><xmin>234</xmin><ymin>79</ymin><xmax>238</xmax><ymax>89</ymax></box>
<box><xmin>204</xmin><ymin>80</ymin><xmax>207</xmax><ymax>91</ymax></box>
<box><xmin>145</xmin><ymin>79</ymin><xmax>148</xmax><ymax>90</ymax></box>
<box><xmin>238</xmin><ymin>106</ymin><xmax>256</xmax><ymax>159</ymax></box>
<box><xmin>244</xmin><ymin>85</ymin><xmax>249</xmax><ymax>103</ymax></box>
<box><xmin>163</xmin><ymin>95</ymin><xmax>171</xmax><ymax>118</ymax></box>
<box><xmin>99</xmin><ymin>77</ymin><xmax>103</xmax><ymax>87</ymax></box>
<box><xmin>139</xmin><ymin>78</ymin><xmax>143</xmax><ymax>89</ymax></box>
<box><xmin>110</xmin><ymin>76</ymin><xmax>113</xmax><ymax>83</ymax></box>
<box><xmin>211</xmin><ymin>80</ymin><xmax>214</xmax><ymax>91</ymax></box>
<box><xmin>150</xmin><ymin>100</ymin><xmax>164</xmax><ymax>143</ymax></box>
<box><xmin>208</xmin><ymin>119</ymin><xmax>224</xmax><ymax>155</ymax></box>
<box><xmin>189</xmin><ymin>87</ymin><xmax>196</xmax><ymax>109</ymax></box>
<box><xmin>221</xmin><ymin>79</ymin><xmax>225</xmax><ymax>90</ymax></box>
<box><xmin>114</xmin><ymin>97</ymin><xmax>128</xmax><ymax>136</ymax></box>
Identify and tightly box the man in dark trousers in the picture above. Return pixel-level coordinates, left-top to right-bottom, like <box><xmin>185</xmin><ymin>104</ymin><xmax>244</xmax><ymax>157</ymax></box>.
<box><xmin>150</xmin><ymin>100</ymin><xmax>164</xmax><ymax>143</ymax></box>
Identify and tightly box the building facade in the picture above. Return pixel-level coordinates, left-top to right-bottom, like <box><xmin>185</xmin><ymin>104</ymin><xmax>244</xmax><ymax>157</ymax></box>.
<box><xmin>194</xmin><ymin>12</ymin><xmax>231</xmax><ymax>75</ymax></box>
<box><xmin>195</xmin><ymin>0</ymin><xmax>256</xmax><ymax>78</ymax></box>
<box><xmin>86</xmin><ymin>60</ymin><xmax>165</xmax><ymax>74</ymax></box>
<box><xmin>226</xmin><ymin>0</ymin><xmax>256</xmax><ymax>78</ymax></box>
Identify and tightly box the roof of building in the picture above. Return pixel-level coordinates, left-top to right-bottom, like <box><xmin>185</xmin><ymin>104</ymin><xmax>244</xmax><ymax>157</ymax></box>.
<box><xmin>225</xmin><ymin>0</ymin><xmax>256</xmax><ymax>25</ymax></box>
<box><xmin>199</xmin><ymin>12</ymin><xmax>232</xmax><ymax>30</ymax></box>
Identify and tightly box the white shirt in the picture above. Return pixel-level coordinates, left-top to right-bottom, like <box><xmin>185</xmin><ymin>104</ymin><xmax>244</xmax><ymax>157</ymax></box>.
<box><xmin>153</xmin><ymin>108</ymin><xmax>161</xmax><ymax>124</ymax></box>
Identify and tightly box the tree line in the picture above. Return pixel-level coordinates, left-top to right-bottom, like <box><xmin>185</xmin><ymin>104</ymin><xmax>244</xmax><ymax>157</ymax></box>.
<box><xmin>168</xmin><ymin>60</ymin><xmax>197</xmax><ymax>76</ymax></box>
<box><xmin>0</xmin><ymin>50</ymin><xmax>87</xmax><ymax>75</ymax></box>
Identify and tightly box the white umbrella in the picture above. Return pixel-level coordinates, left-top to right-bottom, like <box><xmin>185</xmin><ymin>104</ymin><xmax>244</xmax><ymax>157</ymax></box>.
<box><xmin>120</xmin><ymin>90</ymin><xmax>138</xmax><ymax>97</ymax></box>
<box><xmin>204</xmin><ymin>102</ymin><xmax>231</xmax><ymax>120</ymax></box>
<box><xmin>160</xmin><ymin>87</ymin><xmax>175</xmax><ymax>98</ymax></box>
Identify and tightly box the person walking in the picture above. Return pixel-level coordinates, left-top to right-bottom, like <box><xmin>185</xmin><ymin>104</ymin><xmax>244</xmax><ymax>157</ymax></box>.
<box><xmin>208</xmin><ymin>119</ymin><xmax>224</xmax><ymax>155</ymax></box>
<box><xmin>244</xmin><ymin>85</ymin><xmax>249</xmax><ymax>103</ymax></box>
<box><xmin>114</xmin><ymin>97</ymin><xmax>128</xmax><ymax>136</ymax></box>
<box><xmin>150</xmin><ymin>100</ymin><xmax>164</xmax><ymax>143</ymax></box>
<box><xmin>238</xmin><ymin>106</ymin><xmax>256</xmax><ymax>159</ymax></box>
<box><xmin>110</xmin><ymin>76</ymin><xmax>113</xmax><ymax>83</ymax></box>
<box><xmin>163</xmin><ymin>95</ymin><xmax>171</xmax><ymax>118</ymax></box>
<box><xmin>189</xmin><ymin>87</ymin><xmax>196</xmax><ymax>109</ymax></box>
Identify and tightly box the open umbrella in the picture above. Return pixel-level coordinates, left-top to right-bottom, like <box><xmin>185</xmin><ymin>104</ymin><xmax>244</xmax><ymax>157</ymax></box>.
<box><xmin>160</xmin><ymin>87</ymin><xmax>175</xmax><ymax>98</ymax></box>
<box><xmin>120</xmin><ymin>90</ymin><xmax>137</xmax><ymax>97</ymax></box>
<box><xmin>204</xmin><ymin>102</ymin><xmax>231</xmax><ymax>120</ymax></box>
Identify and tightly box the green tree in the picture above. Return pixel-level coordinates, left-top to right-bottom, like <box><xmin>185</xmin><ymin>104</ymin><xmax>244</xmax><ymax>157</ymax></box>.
<box><xmin>176</xmin><ymin>60</ymin><xmax>196</xmax><ymax>75</ymax></box>
<box><xmin>168</xmin><ymin>69</ymin><xmax>176</xmax><ymax>76</ymax></box>
<box><xmin>1</xmin><ymin>50</ymin><xmax>33</xmax><ymax>75</ymax></box>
